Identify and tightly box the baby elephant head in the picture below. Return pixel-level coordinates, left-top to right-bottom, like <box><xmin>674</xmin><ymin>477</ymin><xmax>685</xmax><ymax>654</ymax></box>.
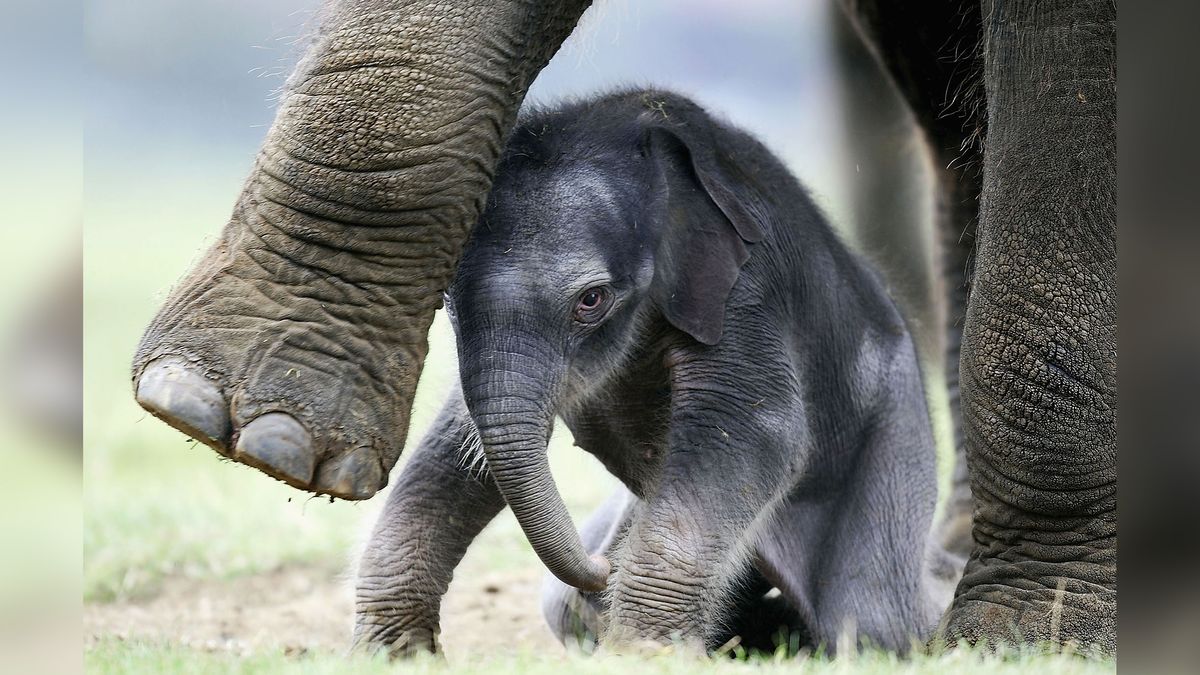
<box><xmin>444</xmin><ymin>90</ymin><xmax>767</xmax><ymax>592</ymax></box>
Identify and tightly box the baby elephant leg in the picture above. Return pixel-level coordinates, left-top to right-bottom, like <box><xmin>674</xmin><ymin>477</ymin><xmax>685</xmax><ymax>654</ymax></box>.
<box><xmin>353</xmin><ymin>392</ymin><xmax>505</xmax><ymax>657</ymax></box>
<box><xmin>757</xmin><ymin>400</ymin><xmax>941</xmax><ymax>653</ymax></box>
<box><xmin>543</xmin><ymin>490</ymin><xmax>809</xmax><ymax>656</ymax></box>
<box><xmin>541</xmin><ymin>487</ymin><xmax>638</xmax><ymax>649</ymax></box>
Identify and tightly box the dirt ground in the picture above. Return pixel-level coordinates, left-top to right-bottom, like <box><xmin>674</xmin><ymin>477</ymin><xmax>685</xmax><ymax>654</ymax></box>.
<box><xmin>83</xmin><ymin>565</ymin><xmax>562</xmax><ymax>658</ymax></box>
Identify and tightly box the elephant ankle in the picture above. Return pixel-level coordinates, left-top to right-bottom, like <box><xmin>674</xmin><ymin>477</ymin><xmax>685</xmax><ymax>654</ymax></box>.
<box><xmin>352</xmin><ymin>599</ymin><xmax>442</xmax><ymax>658</ymax></box>
<box><xmin>351</xmin><ymin>621</ymin><xmax>440</xmax><ymax>659</ymax></box>
<box><xmin>940</xmin><ymin>553</ymin><xmax>1116</xmax><ymax>654</ymax></box>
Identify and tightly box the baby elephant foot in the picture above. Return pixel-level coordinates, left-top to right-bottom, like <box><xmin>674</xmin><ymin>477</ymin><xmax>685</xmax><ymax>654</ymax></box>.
<box><xmin>133</xmin><ymin>188</ymin><xmax>453</xmax><ymax>499</ymax></box>
<box><xmin>351</xmin><ymin>624</ymin><xmax>440</xmax><ymax>659</ymax></box>
<box><xmin>602</xmin><ymin>611</ymin><xmax>707</xmax><ymax>657</ymax></box>
<box><xmin>600</xmin><ymin>632</ymin><xmax>707</xmax><ymax>658</ymax></box>
<box><xmin>352</xmin><ymin>602</ymin><xmax>442</xmax><ymax>659</ymax></box>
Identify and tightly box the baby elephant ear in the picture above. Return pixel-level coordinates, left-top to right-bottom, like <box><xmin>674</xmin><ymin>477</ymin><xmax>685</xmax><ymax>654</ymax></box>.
<box><xmin>645</xmin><ymin>124</ymin><xmax>767</xmax><ymax>346</ymax></box>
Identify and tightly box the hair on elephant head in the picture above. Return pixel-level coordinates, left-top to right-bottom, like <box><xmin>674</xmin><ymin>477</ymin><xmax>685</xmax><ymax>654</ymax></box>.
<box><xmin>445</xmin><ymin>90</ymin><xmax>774</xmax><ymax>591</ymax></box>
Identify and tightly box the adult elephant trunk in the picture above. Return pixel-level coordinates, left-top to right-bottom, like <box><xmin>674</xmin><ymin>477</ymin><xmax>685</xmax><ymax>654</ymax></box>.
<box><xmin>132</xmin><ymin>0</ymin><xmax>593</xmax><ymax>499</ymax></box>
<box><xmin>460</xmin><ymin>344</ymin><xmax>610</xmax><ymax>592</ymax></box>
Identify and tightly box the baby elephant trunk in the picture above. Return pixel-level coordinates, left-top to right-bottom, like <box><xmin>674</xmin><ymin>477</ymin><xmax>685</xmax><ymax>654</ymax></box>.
<box><xmin>465</xmin><ymin>368</ymin><xmax>610</xmax><ymax>592</ymax></box>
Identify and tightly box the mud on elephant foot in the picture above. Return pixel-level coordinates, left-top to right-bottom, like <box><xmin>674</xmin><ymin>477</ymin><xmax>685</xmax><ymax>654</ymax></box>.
<box><xmin>132</xmin><ymin>192</ymin><xmax>449</xmax><ymax>500</ymax></box>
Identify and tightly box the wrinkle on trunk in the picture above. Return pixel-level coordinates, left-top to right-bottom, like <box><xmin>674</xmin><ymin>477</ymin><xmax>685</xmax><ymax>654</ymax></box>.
<box><xmin>463</xmin><ymin>368</ymin><xmax>610</xmax><ymax>592</ymax></box>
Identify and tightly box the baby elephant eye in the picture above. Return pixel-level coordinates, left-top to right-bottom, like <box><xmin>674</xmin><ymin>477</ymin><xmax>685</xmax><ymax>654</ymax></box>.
<box><xmin>574</xmin><ymin>285</ymin><xmax>614</xmax><ymax>324</ymax></box>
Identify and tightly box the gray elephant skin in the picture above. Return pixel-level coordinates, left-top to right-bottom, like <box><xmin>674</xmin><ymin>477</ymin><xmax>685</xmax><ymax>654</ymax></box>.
<box><xmin>356</xmin><ymin>89</ymin><xmax>957</xmax><ymax>654</ymax></box>
<box><xmin>130</xmin><ymin>0</ymin><xmax>1116</xmax><ymax>656</ymax></box>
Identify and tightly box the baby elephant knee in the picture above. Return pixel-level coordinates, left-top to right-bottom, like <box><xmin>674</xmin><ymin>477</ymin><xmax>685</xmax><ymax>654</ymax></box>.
<box><xmin>541</xmin><ymin>572</ymin><xmax>607</xmax><ymax>649</ymax></box>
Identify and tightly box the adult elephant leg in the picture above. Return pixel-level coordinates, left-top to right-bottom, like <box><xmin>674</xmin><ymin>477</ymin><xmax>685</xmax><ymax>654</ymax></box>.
<box><xmin>830</xmin><ymin>5</ymin><xmax>944</xmax><ymax>455</ymax></box>
<box><xmin>353</xmin><ymin>392</ymin><xmax>504</xmax><ymax>656</ymax></box>
<box><xmin>945</xmin><ymin>0</ymin><xmax>1117</xmax><ymax>652</ymax></box>
<box><xmin>132</xmin><ymin>0</ymin><xmax>592</xmax><ymax>499</ymax></box>
<box><xmin>838</xmin><ymin>0</ymin><xmax>983</xmax><ymax>557</ymax></box>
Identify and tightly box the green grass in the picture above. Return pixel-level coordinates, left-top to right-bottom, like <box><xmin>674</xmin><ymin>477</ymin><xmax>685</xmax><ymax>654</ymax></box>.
<box><xmin>85</xmin><ymin>640</ymin><xmax>1115</xmax><ymax>675</ymax></box>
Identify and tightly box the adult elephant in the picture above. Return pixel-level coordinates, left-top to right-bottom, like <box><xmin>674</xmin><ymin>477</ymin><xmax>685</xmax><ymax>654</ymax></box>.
<box><xmin>132</xmin><ymin>0</ymin><xmax>1116</xmax><ymax>653</ymax></box>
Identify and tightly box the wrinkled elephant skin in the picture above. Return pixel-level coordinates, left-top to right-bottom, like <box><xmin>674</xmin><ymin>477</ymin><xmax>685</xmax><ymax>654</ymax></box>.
<box><xmin>132</xmin><ymin>0</ymin><xmax>592</xmax><ymax>499</ymax></box>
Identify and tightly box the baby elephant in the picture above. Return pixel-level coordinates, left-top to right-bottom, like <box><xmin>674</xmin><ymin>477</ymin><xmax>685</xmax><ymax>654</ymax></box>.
<box><xmin>353</xmin><ymin>89</ymin><xmax>953</xmax><ymax>656</ymax></box>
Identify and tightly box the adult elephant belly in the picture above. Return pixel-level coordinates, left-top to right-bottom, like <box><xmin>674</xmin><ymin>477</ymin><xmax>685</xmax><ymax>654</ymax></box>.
<box><xmin>130</xmin><ymin>0</ymin><xmax>592</xmax><ymax>499</ymax></box>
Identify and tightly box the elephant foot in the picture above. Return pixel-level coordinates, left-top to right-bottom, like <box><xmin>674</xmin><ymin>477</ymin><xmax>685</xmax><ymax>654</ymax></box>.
<box><xmin>937</xmin><ymin>560</ymin><xmax>1116</xmax><ymax>655</ymax></box>
<box><xmin>600</xmin><ymin>622</ymin><xmax>707</xmax><ymax>658</ymax></box>
<box><xmin>351</xmin><ymin>609</ymin><xmax>441</xmax><ymax>659</ymax></box>
<box><xmin>132</xmin><ymin>190</ymin><xmax>450</xmax><ymax>499</ymax></box>
<box><xmin>351</xmin><ymin>628</ymin><xmax>440</xmax><ymax>660</ymax></box>
<box><xmin>599</xmin><ymin>636</ymin><xmax>704</xmax><ymax>659</ymax></box>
